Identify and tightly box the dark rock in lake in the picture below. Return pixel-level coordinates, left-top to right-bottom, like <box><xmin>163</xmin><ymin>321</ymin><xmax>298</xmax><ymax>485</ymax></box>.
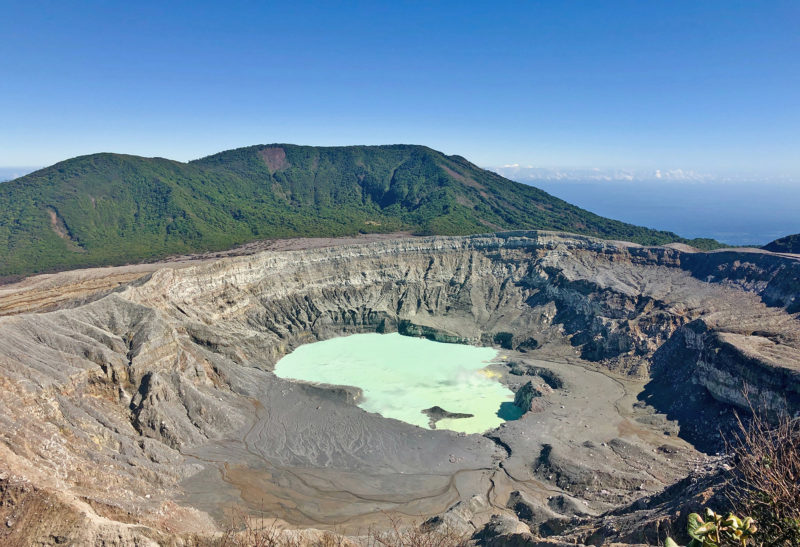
<box><xmin>422</xmin><ymin>405</ymin><xmax>474</xmax><ymax>429</ymax></box>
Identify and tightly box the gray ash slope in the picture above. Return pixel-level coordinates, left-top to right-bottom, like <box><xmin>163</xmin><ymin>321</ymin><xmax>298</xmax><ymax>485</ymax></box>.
<box><xmin>0</xmin><ymin>231</ymin><xmax>798</xmax><ymax>545</ymax></box>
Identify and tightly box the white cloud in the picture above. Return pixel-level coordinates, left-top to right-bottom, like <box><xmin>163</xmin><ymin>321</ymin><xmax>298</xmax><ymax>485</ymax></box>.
<box><xmin>486</xmin><ymin>165</ymin><xmax>722</xmax><ymax>184</ymax></box>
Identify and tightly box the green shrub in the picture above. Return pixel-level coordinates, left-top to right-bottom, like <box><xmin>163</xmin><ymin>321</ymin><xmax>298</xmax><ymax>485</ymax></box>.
<box><xmin>727</xmin><ymin>410</ymin><xmax>800</xmax><ymax>546</ymax></box>
<box><xmin>666</xmin><ymin>508</ymin><xmax>757</xmax><ymax>547</ymax></box>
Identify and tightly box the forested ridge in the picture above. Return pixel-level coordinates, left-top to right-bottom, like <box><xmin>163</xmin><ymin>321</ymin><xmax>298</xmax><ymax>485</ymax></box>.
<box><xmin>0</xmin><ymin>144</ymin><xmax>721</xmax><ymax>277</ymax></box>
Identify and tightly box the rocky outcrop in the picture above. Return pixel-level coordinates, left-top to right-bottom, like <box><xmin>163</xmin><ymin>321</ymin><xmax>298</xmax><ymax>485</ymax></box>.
<box><xmin>422</xmin><ymin>406</ymin><xmax>474</xmax><ymax>429</ymax></box>
<box><xmin>421</xmin><ymin>496</ymin><xmax>490</xmax><ymax>536</ymax></box>
<box><xmin>667</xmin><ymin>319</ymin><xmax>800</xmax><ymax>420</ymax></box>
<box><xmin>514</xmin><ymin>381</ymin><xmax>549</xmax><ymax>412</ymax></box>
<box><xmin>474</xmin><ymin>513</ymin><xmax>532</xmax><ymax>542</ymax></box>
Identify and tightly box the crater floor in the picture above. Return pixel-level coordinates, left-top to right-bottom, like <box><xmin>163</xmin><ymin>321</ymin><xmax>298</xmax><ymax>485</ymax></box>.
<box><xmin>179</xmin><ymin>341</ymin><xmax>698</xmax><ymax>535</ymax></box>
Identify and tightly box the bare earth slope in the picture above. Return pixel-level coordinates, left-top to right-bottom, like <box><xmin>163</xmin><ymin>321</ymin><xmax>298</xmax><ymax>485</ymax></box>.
<box><xmin>0</xmin><ymin>231</ymin><xmax>798</xmax><ymax>545</ymax></box>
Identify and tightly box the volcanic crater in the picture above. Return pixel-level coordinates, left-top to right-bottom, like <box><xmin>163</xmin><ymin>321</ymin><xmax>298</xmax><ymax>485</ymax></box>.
<box><xmin>0</xmin><ymin>231</ymin><xmax>798</xmax><ymax>545</ymax></box>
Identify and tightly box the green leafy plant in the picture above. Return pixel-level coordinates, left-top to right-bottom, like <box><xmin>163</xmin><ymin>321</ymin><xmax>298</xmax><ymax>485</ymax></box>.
<box><xmin>666</xmin><ymin>508</ymin><xmax>756</xmax><ymax>547</ymax></box>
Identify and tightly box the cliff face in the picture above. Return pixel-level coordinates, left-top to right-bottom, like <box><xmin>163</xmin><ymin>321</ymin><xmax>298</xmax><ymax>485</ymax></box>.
<box><xmin>0</xmin><ymin>231</ymin><xmax>797</xmax><ymax>544</ymax></box>
<box><xmin>118</xmin><ymin>232</ymin><xmax>799</xmax><ymax>411</ymax></box>
<box><xmin>679</xmin><ymin>320</ymin><xmax>800</xmax><ymax>417</ymax></box>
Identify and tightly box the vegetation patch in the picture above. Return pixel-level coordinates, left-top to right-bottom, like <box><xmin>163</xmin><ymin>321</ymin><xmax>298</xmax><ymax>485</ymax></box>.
<box><xmin>0</xmin><ymin>144</ymin><xmax>724</xmax><ymax>278</ymax></box>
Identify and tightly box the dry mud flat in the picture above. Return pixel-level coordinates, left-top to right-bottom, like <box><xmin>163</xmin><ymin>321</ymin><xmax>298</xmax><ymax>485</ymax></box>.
<box><xmin>0</xmin><ymin>231</ymin><xmax>798</xmax><ymax>545</ymax></box>
<box><xmin>178</xmin><ymin>346</ymin><xmax>696</xmax><ymax>536</ymax></box>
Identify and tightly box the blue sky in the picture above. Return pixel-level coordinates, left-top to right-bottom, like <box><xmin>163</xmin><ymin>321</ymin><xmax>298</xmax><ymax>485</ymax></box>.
<box><xmin>1</xmin><ymin>1</ymin><xmax>798</xmax><ymax>177</ymax></box>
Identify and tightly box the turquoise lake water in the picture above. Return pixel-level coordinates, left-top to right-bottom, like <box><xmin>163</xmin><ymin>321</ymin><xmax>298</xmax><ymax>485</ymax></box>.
<box><xmin>273</xmin><ymin>333</ymin><xmax>519</xmax><ymax>434</ymax></box>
